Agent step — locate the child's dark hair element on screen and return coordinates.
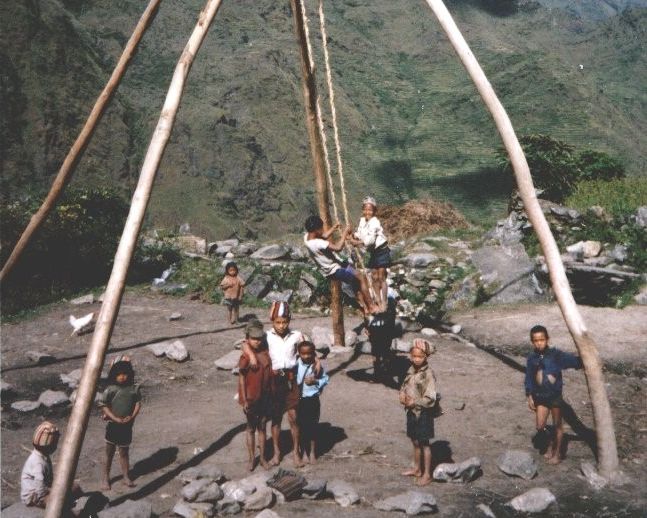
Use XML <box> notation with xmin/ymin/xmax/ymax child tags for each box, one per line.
<box><xmin>305</xmin><ymin>215</ymin><xmax>324</xmax><ymax>232</ymax></box>
<box><xmin>225</xmin><ymin>261</ymin><xmax>238</xmax><ymax>273</ymax></box>
<box><xmin>530</xmin><ymin>325</ymin><xmax>549</xmax><ymax>339</ymax></box>
<box><xmin>298</xmin><ymin>340</ymin><xmax>316</xmax><ymax>353</ymax></box>
<box><xmin>108</xmin><ymin>361</ymin><xmax>135</xmax><ymax>385</ymax></box>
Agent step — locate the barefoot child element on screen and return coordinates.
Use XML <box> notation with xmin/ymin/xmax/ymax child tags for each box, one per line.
<box><xmin>238</xmin><ymin>319</ymin><xmax>272</xmax><ymax>471</ymax></box>
<box><xmin>347</xmin><ymin>196</ymin><xmax>391</xmax><ymax>311</ymax></box>
<box><xmin>21</xmin><ymin>421</ymin><xmax>83</xmax><ymax>511</ymax></box>
<box><xmin>99</xmin><ymin>355</ymin><xmax>142</xmax><ymax>489</ymax></box>
<box><xmin>303</xmin><ymin>215</ymin><xmax>380</xmax><ymax>316</ymax></box>
<box><xmin>220</xmin><ymin>261</ymin><xmax>245</xmax><ymax>325</ymax></box>
<box><xmin>399</xmin><ymin>339</ymin><xmax>437</xmax><ymax>486</ymax></box>
<box><xmin>296</xmin><ymin>341</ymin><xmax>329</xmax><ymax>464</ymax></box>
<box><xmin>525</xmin><ymin>325</ymin><xmax>582</xmax><ymax>464</ymax></box>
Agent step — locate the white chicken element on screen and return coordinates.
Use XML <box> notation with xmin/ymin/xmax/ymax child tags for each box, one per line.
<box><xmin>69</xmin><ymin>312</ymin><xmax>95</xmax><ymax>336</ymax></box>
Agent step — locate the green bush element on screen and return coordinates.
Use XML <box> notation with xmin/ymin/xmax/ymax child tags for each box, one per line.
<box><xmin>565</xmin><ymin>177</ymin><xmax>647</xmax><ymax>218</ymax></box>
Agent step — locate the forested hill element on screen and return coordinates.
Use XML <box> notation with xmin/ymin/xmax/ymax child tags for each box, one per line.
<box><xmin>1</xmin><ymin>0</ymin><xmax>645</xmax><ymax>238</ymax></box>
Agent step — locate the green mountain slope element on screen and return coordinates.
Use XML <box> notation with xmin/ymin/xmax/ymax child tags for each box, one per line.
<box><xmin>1</xmin><ymin>0</ymin><xmax>645</xmax><ymax>237</ymax></box>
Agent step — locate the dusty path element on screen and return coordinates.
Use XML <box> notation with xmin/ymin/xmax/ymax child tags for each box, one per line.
<box><xmin>2</xmin><ymin>292</ymin><xmax>646</xmax><ymax>516</ymax></box>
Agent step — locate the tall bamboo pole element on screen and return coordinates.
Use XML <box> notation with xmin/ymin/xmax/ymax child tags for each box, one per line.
<box><xmin>0</xmin><ymin>0</ymin><xmax>162</xmax><ymax>285</ymax></box>
<box><xmin>44</xmin><ymin>2</ymin><xmax>224</xmax><ymax>516</ymax></box>
<box><xmin>290</xmin><ymin>0</ymin><xmax>345</xmax><ymax>346</ymax></box>
<box><xmin>423</xmin><ymin>0</ymin><xmax>619</xmax><ymax>477</ymax></box>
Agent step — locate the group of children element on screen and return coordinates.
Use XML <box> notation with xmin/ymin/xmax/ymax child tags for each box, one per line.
<box><xmin>19</xmin><ymin>196</ymin><xmax>586</xmax><ymax>509</ymax></box>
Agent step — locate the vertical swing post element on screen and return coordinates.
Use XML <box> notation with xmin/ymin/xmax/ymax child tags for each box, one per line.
<box><xmin>44</xmin><ymin>1</ymin><xmax>225</xmax><ymax>516</ymax></box>
<box><xmin>423</xmin><ymin>0</ymin><xmax>619</xmax><ymax>478</ymax></box>
<box><xmin>0</xmin><ymin>0</ymin><xmax>162</xmax><ymax>285</ymax></box>
<box><xmin>290</xmin><ymin>0</ymin><xmax>345</xmax><ymax>346</ymax></box>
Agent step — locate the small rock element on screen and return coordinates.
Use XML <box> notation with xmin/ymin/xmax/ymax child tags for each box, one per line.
<box><xmin>374</xmin><ymin>490</ymin><xmax>437</xmax><ymax>515</ymax></box>
<box><xmin>230</xmin><ymin>242</ymin><xmax>258</xmax><ymax>257</ymax></box>
<box><xmin>635</xmin><ymin>206</ymin><xmax>647</xmax><ymax>227</ymax></box>
<box><xmin>1</xmin><ymin>381</ymin><xmax>16</xmax><ymax>395</ymax></box>
<box><xmin>476</xmin><ymin>503</ymin><xmax>496</xmax><ymax>517</ymax></box>
<box><xmin>243</xmin><ymin>487</ymin><xmax>274</xmax><ymax>511</ymax></box>
<box><xmin>580</xmin><ymin>461</ymin><xmax>608</xmax><ymax>490</ymax></box>
<box><xmin>421</xmin><ymin>328</ymin><xmax>438</xmax><ymax>337</ymax></box>
<box><xmin>178</xmin><ymin>464</ymin><xmax>226</xmax><ymax>485</ymax></box>
<box><xmin>98</xmin><ymin>499</ymin><xmax>153</xmax><ymax>518</ymax></box>
<box><xmin>26</xmin><ymin>351</ymin><xmax>56</xmax><ymax>365</ymax></box>
<box><xmin>250</xmin><ymin>244</ymin><xmax>290</xmax><ymax>260</ymax></box>
<box><xmin>497</xmin><ymin>450</ymin><xmax>537</xmax><ymax>480</ymax></box>
<box><xmin>11</xmin><ymin>400</ymin><xmax>41</xmax><ymax>412</ymax></box>
<box><xmin>433</xmin><ymin>457</ymin><xmax>482</xmax><ymax>482</ymax></box>
<box><xmin>38</xmin><ymin>390</ymin><xmax>69</xmax><ymax>408</ymax></box>
<box><xmin>166</xmin><ymin>340</ymin><xmax>189</xmax><ymax>362</ymax></box>
<box><xmin>356</xmin><ymin>341</ymin><xmax>373</xmax><ymax>354</ymax></box>
<box><xmin>264</xmin><ymin>290</ymin><xmax>293</xmax><ymax>303</ymax></box>
<box><xmin>147</xmin><ymin>341</ymin><xmax>169</xmax><ymax>357</ymax></box>
<box><xmin>327</xmin><ymin>479</ymin><xmax>359</xmax><ymax>507</ymax></box>
<box><xmin>214</xmin><ymin>350</ymin><xmax>242</xmax><ymax>371</ymax></box>
<box><xmin>70</xmin><ymin>293</ymin><xmax>95</xmax><ymax>305</ymax></box>
<box><xmin>450</xmin><ymin>324</ymin><xmax>462</xmax><ymax>334</ymax></box>
<box><xmin>428</xmin><ymin>279</ymin><xmax>446</xmax><ymax>290</ymax></box>
<box><xmin>179</xmin><ymin>223</ymin><xmax>191</xmax><ymax>235</ymax></box>
<box><xmin>608</xmin><ymin>244</ymin><xmax>628</xmax><ymax>264</ymax></box>
<box><xmin>566</xmin><ymin>240</ymin><xmax>602</xmax><ymax>258</ymax></box>
<box><xmin>214</xmin><ymin>497</ymin><xmax>242</xmax><ymax>515</ymax></box>
<box><xmin>506</xmin><ymin>487</ymin><xmax>556</xmax><ymax>513</ymax></box>
<box><xmin>246</xmin><ymin>275</ymin><xmax>273</xmax><ymax>299</ymax></box>
<box><xmin>221</xmin><ymin>480</ymin><xmax>256</xmax><ymax>502</ymax></box>
<box><xmin>391</xmin><ymin>338</ymin><xmax>412</xmax><ymax>353</ymax></box>
<box><xmin>60</xmin><ymin>369</ymin><xmax>83</xmax><ymax>389</ymax></box>
<box><xmin>302</xmin><ymin>478</ymin><xmax>327</xmax><ymax>500</ymax></box>
<box><xmin>310</xmin><ymin>326</ymin><xmax>333</xmax><ymax>350</ymax></box>
<box><xmin>168</xmin><ymin>312</ymin><xmax>183</xmax><ymax>321</ymax></box>
<box><xmin>254</xmin><ymin>510</ymin><xmax>282</xmax><ymax>518</ymax></box>
<box><xmin>172</xmin><ymin>499</ymin><xmax>214</xmax><ymax>518</ymax></box>
<box><xmin>181</xmin><ymin>479</ymin><xmax>222</xmax><ymax>502</ymax></box>
<box><xmin>404</xmin><ymin>253</ymin><xmax>439</xmax><ymax>268</ymax></box>
<box><xmin>344</xmin><ymin>330</ymin><xmax>358</xmax><ymax>346</ymax></box>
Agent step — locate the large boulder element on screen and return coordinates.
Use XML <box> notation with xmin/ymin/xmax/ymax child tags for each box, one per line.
<box><xmin>404</xmin><ymin>253</ymin><xmax>439</xmax><ymax>268</ymax></box>
<box><xmin>178</xmin><ymin>464</ymin><xmax>226</xmax><ymax>485</ymax></box>
<box><xmin>327</xmin><ymin>479</ymin><xmax>359</xmax><ymax>507</ymax></box>
<box><xmin>243</xmin><ymin>487</ymin><xmax>274</xmax><ymax>511</ymax></box>
<box><xmin>38</xmin><ymin>390</ymin><xmax>69</xmax><ymax>408</ymax></box>
<box><xmin>214</xmin><ymin>350</ymin><xmax>242</xmax><ymax>371</ymax></box>
<box><xmin>497</xmin><ymin>450</ymin><xmax>538</xmax><ymax>480</ymax></box>
<box><xmin>246</xmin><ymin>275</ymin><xmax>273</xmax><ymax>299</ymax></box>
<box><xmin>506</xmin><ymin>488</ymin><xmax>556</xmax><ymax>513</ymax></box>
<box><xmin>374</xmin><ymin>491</ymin><xmax>437</xmax><ymax>515</ymax></box>
<box><xmin>250</xmin><ymin>244</ymin><xmax>290</xmax><ymax>260</ymax></box>
<box><xmin>471</xmin><ymin>244</ymin><xmax>547</xmax><ymax>305</ymax></box>
<box><xmin>433</xmin><ymin>457</ymin><xmax>482</xmax><ymax>482</ymax></box>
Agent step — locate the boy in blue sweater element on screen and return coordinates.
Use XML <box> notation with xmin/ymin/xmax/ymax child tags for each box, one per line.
<box><xmin>525</xmin><ymin>325</ymin><xmax>583</xmax><ymax>464</ymax></box>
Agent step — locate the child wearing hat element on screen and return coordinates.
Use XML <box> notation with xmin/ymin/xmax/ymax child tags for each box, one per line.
<box><xmin>238</xmin><ymin>319</ymin><xmax>273</xmax><ymax>471</ymax></box>
<box><xmin>399</xmin><ymin>339</ymin><xmax>438</xmax><ymax>486</ymax></box>
<box><xmin>99</xmin><ymin>355</ymin><xmax>142</xmax><ymax>490</ymax></box>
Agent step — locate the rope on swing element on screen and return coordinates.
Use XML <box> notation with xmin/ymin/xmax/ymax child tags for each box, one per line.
<box><xmin>299</xmin><ymin>0</ymin><xmax>378</xmax><ymax>306</ymax></box>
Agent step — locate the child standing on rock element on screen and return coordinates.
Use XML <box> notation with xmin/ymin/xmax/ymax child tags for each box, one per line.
<box><xmin>525</xmin><ymin>324</ymin><xmax>582</xmax><ymax>464</ymax></box>
<box><xmin>296</xmin><ymin>341</ymin><xmax>329</xmax><ymax>465</ymax></box>
<box><xmin>220</xmin><ymin>261</ymin><xmax>245</xmax><ymax>325</ymax></box>
<box><xmin>238</xmin><ymin>319</ymin><xmax>272</xmax><ymax>471</ymax></box>
<box><xmin>400</xmin><ymin>339</ymin><xmax>437</xmax><ymax>486</ymax></box>
<box><xmin>99</xmin><ymin>355</ymin><xmax>142</xmax><ymax>490</ymax></box>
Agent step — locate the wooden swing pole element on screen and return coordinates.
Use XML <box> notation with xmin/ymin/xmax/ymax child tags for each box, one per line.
<box><xmin>44</xmin><ymin>1</ymin><xmax>224</xmax><ymax>516</ymax></box>
<box><xmin>0</xmin><ymin>0</ymin><xmax>162</xmax><ymax>285</ymax></box>
<box><xmin>423</xmin><ymin>0</ymin><xmax>619</xmax><ymax>478</ymax></box>
<box><xmin>290</xmin><ymin>0</ymin><xmax>345</xmax><ymax>346</ymax></box>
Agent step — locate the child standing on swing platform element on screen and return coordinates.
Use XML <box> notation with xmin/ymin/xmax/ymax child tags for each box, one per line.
<box><xmin>347</xmin><ymin>196</ymin><xmax>391</xmax><ymax>311</ymax></box>
<box><xmin>400</xmin><ymin>339</ymin><xmax>437</xmax><ymax>486</ymax></box>
<box><xmin>303</xmin><ymin>215</ymin><xmax>380</xmax><ymax>316</ymax></box>
<box><xmin>525</xmin><ymin>324</ymin><xmax>582</xmax><ymax>464</ymax></box>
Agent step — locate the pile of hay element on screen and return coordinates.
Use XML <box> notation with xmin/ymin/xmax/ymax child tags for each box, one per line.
<box><xmin>379</xmin><ymin>199</ymin><xmax>469</xmax><ymax>239</ymax></box>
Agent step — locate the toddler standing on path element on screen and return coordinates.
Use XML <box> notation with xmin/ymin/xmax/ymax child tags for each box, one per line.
<box><xmin>220</xmin><ymin>261</ymin><xmax>245</xmax><ymax>325</ymax></box>
<box><xmin>399</xmin><ymin>339</ymin><xmax>437</xmax><ymax>486</ymax></box>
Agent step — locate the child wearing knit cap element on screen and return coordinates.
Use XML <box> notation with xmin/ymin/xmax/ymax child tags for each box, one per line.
<box><xmin>399</xmin><ymin>338</ymin><xmax>438</xmax><ymax>486</ymax></box>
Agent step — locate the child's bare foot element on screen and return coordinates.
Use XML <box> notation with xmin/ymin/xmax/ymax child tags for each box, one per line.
<box><xmin>547</xmin><ymin>455</ymin><xmax>562</xmax><ymax>465</ymax></box>
<box><xmin>100</xmin><ymin>480</ymin><xmax>111</xmax><ymax>491</ymax></box>
<box><xmin>401</xmin><ymin>468</ymin><xmax>421</xmax><ymax>477</ymax></box>
<box><xmin>416</xmin><ymin>475</ymin><xmax>432</xmax><ymax>486</ymax></box>
<box><xmin>260</xmin><ymin>459</ymin><xmax>270</xmax><ymax>470</ymax></box>
<box><xmin>543</xmin><ymin>451</ymin><xmax>553</xmax><ymax>459</ymax></box>
<box><xmin>270</xmin><ymin>455</ymin><xmax>281</xmax><ymax>466</ymax></box>
<box><xmin>247</xmin><ymin>458</ymin><xmax>256</xmax><ymax>472</ymax></box>
<box><xmin>308</xmin><ymin>453</ymin><xmax>317</xmax><ymax>464</ymax></box>
<box><xmin>301</xmin><ymin>454</ymin><xmax>310</xmax><ymax>465</ymax></box>
<box><xmin>123</xmin><ymin>478</ymin><xmax>136</xmax><ymax>488</ymax></box>
<box><xmin>293</xmin><ymin>454</ymin><xmax>305</xmax><ymax>468</ymax></box>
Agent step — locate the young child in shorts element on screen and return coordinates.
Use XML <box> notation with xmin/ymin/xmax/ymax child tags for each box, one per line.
<box><xmin>238</xmin><ymin>319</ymin><xmax>272</xmax><ymax>471</ymax></box>
<box><xmin>296</xmin><ymin>341</ymin><xmax>329</xmax><ymax>464</ymax></box>
<box><xmin>303</xmin><ymin>215</ymin><xmax>380</xmax><ymax>316</ymax></box>
<box><xmin>21</xmin><ymin>421</ymin><xmax>83</xmax><ymax>511</ymax></box>
<box><xmin>99</xmin><ymin>355</ymin><xmax>142</xmax><ymax>490</ymax></box>
<box><xmin>399</xmin><ymin>338</ymin><xmax>437</xmax><ymax>486</ymax></box>
<box><xmin>525</xmin><ymin>324</ymin><xmax>582</xmax><ymax>464</ymax></box>
<box><xmin>220</xmin><ymin>261</ymin><xmax>245</xmax><ymax>325</ymax></box>
<box><xmin>348</xmin><ymin>196</ymin><xmax>391</xmax><ymax>311</ymax></box>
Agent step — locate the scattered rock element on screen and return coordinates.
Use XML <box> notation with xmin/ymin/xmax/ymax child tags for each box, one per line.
<box><xmin>264</xmin><ymin>290</ymin><xmax>293</xmax><ymax>303</ymax></box>
<box><xmin>214</xmin><ymin>497</ymin><xmax>241</xmax><ymax>515</ymax></box>
<box><xmin>70</xmin><ymin>293</ymin><xmax>95</xmax><ymax>305</ymax></box>
<box><xmin>214</xmin><ymin>350</ymin><xmax>242</xmax><ymax>371</ymax></box>
<box><xmin>166</xmin><ymin>340</ymin><xmax>189</xmax><ymax>362</ymax></box>
<box><xmin>404</xmin><ymin>253</ymin><xmax>439</xmax><ymax>268</ymax></box>
<box><xmin>344</xmin><ymin>330</ymin><xmax>358</xmax><ymax>346</ymax></box>
<box><xmin>374</xmin><ymin>490</ymin><xmax>437</xmax><ymax>515</ymax></box>
<box><xmin>221</xmin><ymin>480</ymin><xmax>256</xmax><ymax>502</ymax></box>
<box><xmin>2</xmin><ymin>381</ymin><xmax>16</xmax><ymax>395</ymax></box>
<box><xmin>38</xmin><ymin>390</ymin><xmax>69</xmax><ymax>408</ymax></box>
<box><xmin>147</xmin><ymin>341</ymin><xmax>169</xmax><ymax>357</ymax></box>
<box><xmin>428</xmin><ymin>279</ymin><xmax>446</xmax><ymax>290</ymax></box>
<box><xmin>60</xmin><ymin>369</ymin><xmax>83</xmax><ymax>389</ymax></box>
<box><xmin>231</xmin><ymin>242</ymin><xmax>258</xmax><ymax>257</ymax></box>
<box><xmin>391</xmin><ymin>338</ymin><xmax>412</xmax><ymax>353</ymax></box>
<box><xmin>302</xmin><ymin>478</ymin><xmax>327</xmax><ymax>500</ymax></box>
<box><xmin>181</xmin><ymin>479</ymin><xmax>224</xmax><ymax>503</ymax></box>
<box><xmin>172</xmin><ymin>499</ymin><xmax>215</xmax><ymax>518</ymax></box>
<box><xmin>608</xmin><ymin>244</ymin><xmax>628</xmax><ymax>264</ymax></box>
<box><xmin>98</xmin><ymin>499</ymin><xmax>153</xmax><ymax>518</ymax></box>
<box><xmin>635</xmin><ymin>206</ymin><xmax>647</xmax><ymax>227</ymax></box>
<box><xmin>580</xmin><ymin>461</ymin><xmax>608</xmax><ymax>490</ymax></box>
<box><xmin>26</xmin><ymin>351</ymin><xmax>56</xmax><ymax>365</ymax></box>
<box><xmin>476</xmin><ymin>503</ymin><xmax>496</xmax><ymax>517</ymax></box>
<box><xmin>566</xmin><ymin>240</ymin><xmax>602</xmax><ymax>259</ymax></box>
<box><xmin>246</xmin><ymin>275</ymin><xmax>273</xmax><ymax>299</ymax></box>
<box><xmin>450</xmin><ymin>324</ymin><xmax>462</xmax><ymax>334</ymax></box>
<box><xmin>251</xmin><ymin>244</ymin><xmax>290</xmax><ymax>260</ymax></box>
<box><xmin>433</xmin><ymin>457</ymin><xmax>482</xmax><ymax>483</ymax></box>
<box><xmin>497</xmin><ymin>450</ymin><xmax>538</xmax><ymax>480</ymax></box>
<box><xmin>11</xmin><ymin>400</ymin><xmax>41</xmax><ymax>412</ymax></box>
<box><xmin>243</xmin><ymin>487</ymin><xmax>274</xmax><ymax>511</ymax></box>
<box><xmin>178</xmin><ymin>464</ymin><xmax>226</xmax><ymax>485</ymax></box>
<box><xmin>179</xmin><ymin>223</ymin><xmax>191</xmax><ymax>235</ymax></box>
<box><xmin>310</xmin><ymin>326</ymin><xmax>333</xmax><ymax>350</ymax></box>
<box><xmin>327</xmin><ymin>479</ymin><xmax>359</xmax><ymax>507</ymax></box>
<box><xmin>254</xmin><ymin>510</ymin><xmax>282</xmax><ymax>518</ymax></box>
<box><xmin>295</xmin><ymin>280</ymin><xmax>313</xmax><ymax>304</ymax></box>
<box><xmin>506</xmin><ymin>487</ymin><xmax>556</xmax><ymax>513</ymax></box>
<box><xmin>550</xmin><ymin>205</ymin><xmax>581</xmax><ymax>222</ymax></box>
<box><xmin>174</xmin><ymin>235</ymin><xmax>207</xmax><ymax>255</ymax></box>
<box><xmin>168</xmin><ymin>312</ymin><xmax>183</xmax><ymax>321</ymax></box>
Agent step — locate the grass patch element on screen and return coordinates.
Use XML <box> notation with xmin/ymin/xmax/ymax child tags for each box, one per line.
<box><xmin>565</xmin><ymin>177</ymin><xmax>647</xmax><ymax>218</ymax></box>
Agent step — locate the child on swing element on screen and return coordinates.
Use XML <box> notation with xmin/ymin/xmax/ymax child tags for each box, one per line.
<box><xmin>303</xmin><ymin>215</ymin><xmax>380</xmax><ymax>316</ymax></box>
<box><xmin>400</xmin><ymin>339</ymin><xmax>437</xmax><ymax>486</ymax></box>
<box><xmin>347</xmin><ymin>196</ymin><xmax>391</xmax><ymax>311</ymax></box>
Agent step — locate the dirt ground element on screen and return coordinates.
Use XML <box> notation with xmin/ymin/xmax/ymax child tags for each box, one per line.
<box><xmin>2</xmin><ymin>292</ymin><xmax>646</xmax><ymax>516</ymax></box>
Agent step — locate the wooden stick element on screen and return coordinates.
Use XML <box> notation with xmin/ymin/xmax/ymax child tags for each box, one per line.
<box><xmin>44</xmin><ymin>2</ymin><xmax>224</xmax><ymax>516</ymax></box>
<box><xmin>290</xmin><ymin>0</ymin><xmax>345</xmax><ymax>346</ymax></box>
<box><xmin>0</xmin><ymin>0</ymin><xmax>161</xmax><ymax>285</ymax></box>
<box><xmin>423</xmin><ymin>0</ymin><xmax>619</xmax><ymax>477</ymax></box>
